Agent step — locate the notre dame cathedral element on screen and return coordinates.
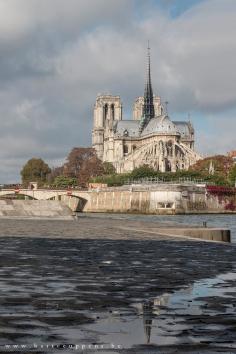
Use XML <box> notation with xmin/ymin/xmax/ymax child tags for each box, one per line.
<box><xmin>92</xmin><ymin>47</ymin><xmax>201</xmax><ymax>173</ymax></box>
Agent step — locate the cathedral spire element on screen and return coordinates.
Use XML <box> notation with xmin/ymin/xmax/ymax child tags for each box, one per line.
<box><xmin>143</xmin><ymin>42</ymin><xmax>155</xmax><ymax>120</ymax></box>
<box><xmin>139</xmin><ymin>43</ymin><xmax>155</xmax><ymax>133</ymax></box>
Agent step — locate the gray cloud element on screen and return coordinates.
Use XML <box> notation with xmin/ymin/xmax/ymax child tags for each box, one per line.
<box><xmin>0</xmin><ymin>0</ymin><xmax>235</xmax><ymax>182</ymax></box>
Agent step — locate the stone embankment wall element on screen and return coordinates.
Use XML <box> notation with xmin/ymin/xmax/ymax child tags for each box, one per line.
<box><xmin>1</xmin><ymin>184</ymin><xmax>234</xmax><ymax>216</ymax></box>
<box><xmin>0</xmin><ymin>200</ymin><xmax>73</xmax><ymax>219</ymax></box>
<box><xmin>157</xmin><ymin>228</ymin><xmax>231</xmax><ymax>242</ymax></box>
<box><xmin>83</xmin><ymin>184</ymin><xmax>236</xmax><ymax>214</ymax></box>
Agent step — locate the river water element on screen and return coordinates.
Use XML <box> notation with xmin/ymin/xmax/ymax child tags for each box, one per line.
<box><xmin>0</xmin><ymin>217</ymin><xmax>236</xmax><ymax>353</ymax></box>
<box><xmin>83</xmin><ymin>213</ymin><xmax>236</xmax><ymax>243</ymax></box>
<box><xmin>0</xmin><ymin>234</ymin><xmax>235</xmax><ymax>353</ymax></box>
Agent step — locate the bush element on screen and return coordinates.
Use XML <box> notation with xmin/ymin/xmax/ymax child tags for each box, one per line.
<box><xmin>90</xmin><ymin>173</ymin><xmax>129</xmax><ymax>186</ymax></box>
<box><xmin>53</xmin><ymin>176</ymin><xmax>78</xmax><ymax>188</ymax></box>
<box><xmin>130</xmin><ymin>165</ymin><xmax>156</xmax><ymax>179</ymax></box>
<box><xmin>90</xmin><ymin>163</ymin><xmax>231</xmax><ymax>187</ymax></box>
<box><xmin>229</xmin><ymin>165</ymin><xmax>236</xmax><ymax>186</ymax></box>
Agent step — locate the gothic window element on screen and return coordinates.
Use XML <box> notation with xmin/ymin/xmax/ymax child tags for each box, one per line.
<box><xmin>123</xmin><ymin>129</ymin><xmax>129</xmax><ymax>137</ymax></box>
<box><xmin>159</xmin><ymin>140</ymin><xmax>164</xmax><ymax>154</ymax></box>
<box><xmin>123</xmin><ymin>145</ymin><xmax>128</xmax><ymax>154</ymax></box>
<box><xmin>103</xmin><ymin>104</ymin><xmax>108</xmax><ymax>122</ymax></box>
<box><xmin>165</xmin><ymin>159</ymin><xmax>171</xmax><ymax>172</ymax></box>
<box><xmin>175</xmin><ymin>145</ymin><xmax>179</xmax><ymax>157</ymax></box>
<box><xmin>133</xmin><ymin>145</ymin><xmax>137</xmax><ymax>151</ymax></box>
<box><xmin>111</xmin><ymin>104</ymin><xmax>115</xmax><ymax>120</ymax></box>
<box><xmin>167</xmin><ymin>140</ymin><xmax>173</xmax><ymax>155</ymax></box>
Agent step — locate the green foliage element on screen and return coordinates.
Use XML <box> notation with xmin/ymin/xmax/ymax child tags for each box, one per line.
<box><xmin>229</xmin><ymin>164</ymin><xmax>236</xmax><ymax>186</ymax></box>
<box><xmin>90</xmin><ymin>173</ymin><xmax>130</xmax><ymax>187</ymax></box>
<box><xmin>102</xmin><ymin>162</ymin><xmax>116</xmax><ymax>175</ymax></box>
<box><xmin>21</xmin><ymin>158</ymin><xmax>51</xmax><ymax>187</ymax></box>
<box><xmin>128</xmin><ymin>165</ymin><xmax>206</xmax><ymax>183</ymax></box>
<box><xmin>205</xmin><ymin>174</ymin><xmax>229</xmax><ymax>186</ymax></box>
<box><xmin>53</xmin><ymin>176</ymin><xmax>78</xmax><ymax>188</ymax></box>
<box><xmin>189</xmin><ymin>155</ymin><xmax>234</xmax><ymax>186</ymax></box>
<box><xmin>90</xmin><ymin>161</ymin><xmax>232</xmax><ymax>187</ymax></box>
<box><xmin>130</xmin><ymin>165</ymin><xmax>156</xmax><ymax>179</ymax></box>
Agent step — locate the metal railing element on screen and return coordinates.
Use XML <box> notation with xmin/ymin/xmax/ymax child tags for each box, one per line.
<box><xmin>124</xmin><ymin>176</ymin><xmax>208</xmax><ymax>185</ymax></box>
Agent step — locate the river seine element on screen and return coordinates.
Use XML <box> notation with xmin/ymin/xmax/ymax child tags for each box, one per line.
<box><xmin>0</xmin><ymin>215</ymin><xmax>235</xmax><ymax>353</ymax></box>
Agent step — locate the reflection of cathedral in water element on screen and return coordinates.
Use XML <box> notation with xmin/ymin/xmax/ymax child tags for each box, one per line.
<box><xmin>92</xmin><ymin>47</ymin><xmax>201</xmax><ymax>173</ymax></box>
<box><xmin>142</xmin><ymin>301</ymin><xmax>153</xmax><ymax>344</ymax></box>
<box><xmin>135</xmin><ymin>293</ymin><xmax>170</xmax><ymax>344</ymax></box>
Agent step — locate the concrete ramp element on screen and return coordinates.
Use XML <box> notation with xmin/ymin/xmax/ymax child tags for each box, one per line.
<box><xmin>0</xmin><ymin>200</ymin><xmax>73</xmax><ymax>219</ymax></box>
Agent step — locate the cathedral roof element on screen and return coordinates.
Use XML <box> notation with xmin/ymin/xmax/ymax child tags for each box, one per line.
<box><xmin>173</xmin><ymin>121</ymin><xmax>193</xmax><ymax>139</ymax></box>
<box><xmin>114</xmin><ymin>120</ymin><xmax>140</xmax><ymax>137</ymax></box>
<box><xmin>141</xmin><ymin>115</ymin><xmax>178</xmax><ymax>136</ymax></box>
<box><xmin>114</xmin><ymin>116</ymin><xmax>191</xmax><ymax>139</ymax></box>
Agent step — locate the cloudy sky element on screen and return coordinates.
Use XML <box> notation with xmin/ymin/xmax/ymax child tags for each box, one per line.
<box><xmin>0</xmin><ymin>0</ymin><xmax>235</xmax><ymax>182</ymax></box>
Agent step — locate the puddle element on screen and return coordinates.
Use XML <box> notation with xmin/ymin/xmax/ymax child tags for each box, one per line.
<box><xmin>81</xmin><ymin>271</ymin><xmax>236</xmax><ymax>350</ymax></box>
<box><xmin>0</xmin><ymin>237</ymin><xmax>236</xmax><ymax>352</ymax></box>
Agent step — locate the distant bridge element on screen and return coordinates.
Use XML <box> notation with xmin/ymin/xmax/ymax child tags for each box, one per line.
<box><xmin>0</xmin><ymin>189</ymin><xmax>91</xmax><ymax>211</ymax></box>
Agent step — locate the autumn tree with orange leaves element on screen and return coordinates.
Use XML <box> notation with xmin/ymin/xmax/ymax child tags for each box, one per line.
<box><xmin>63</xmin><ymin>147</ymin><xmax>110</xmax><ymax>187</ymax></box>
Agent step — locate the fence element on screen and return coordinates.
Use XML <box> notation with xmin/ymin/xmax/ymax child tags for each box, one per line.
<box><xmin>124</xmin><ymin>176</ymin><xmax>208</xmax><ymax>185</ymax></box>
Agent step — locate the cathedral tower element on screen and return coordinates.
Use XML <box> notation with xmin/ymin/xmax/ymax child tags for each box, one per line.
<box><xmin>92</xmin><ymin>95</ymin><xmax>122</xmax><ymax>159</ymax></box>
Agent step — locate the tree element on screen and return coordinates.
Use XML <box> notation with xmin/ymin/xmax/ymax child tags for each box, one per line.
<box><xmin>63</xmin><ymin>148</ymin><xmax>95</xmax><ymax>177</ymax></box>
<box><xmin>63</xmin><ymin>147</ymin><xmax>105</xmax><ymax>187</ymax></box>
<box><xmin>130</xmin><ymin>165</ymin><xmax>156</xmax><ymax>179</ymax></box>
<box><xmin>102</xmin><ymin>162</ymin><xmax>116</xmax><ymax>175</ymax></box>
<box><xmin>47</xmin><ymin>166</ymin><xmax>64</xmax><ymax>184</ymax></box>
<box><xmin>53</xmin><ymin>176</ymin><xmax>78</xmax><ymax>188</ymax></box>
<box><xmin>229</xmin><ymin>164</ymin><xmax>236</xmax><ymax>186</ymax></box>
<box><xmin>189</xmin><ymin>155</ymin><xmax>234</xmax><ymax>179</ymax></box>
<box><xmin>21</xmin><ymin>158</ymin><xmax>51</xmax><ymax>187</ymax></box>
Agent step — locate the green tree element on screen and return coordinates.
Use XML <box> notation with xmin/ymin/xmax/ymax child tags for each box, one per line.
<box><xmin>21</xmin><ymin>158</ymin><xmax>51</xmax><ymax>187</ymax></box>
<box><xmin>130</xmin><ymin>165</ymin><xmax>156</xmax><ymax>179</ymax></box>
<box><xmin>102</xmin><ymin>162</ymin><xmax>116</xmax><ymax>175</ymax></box>
<box><xmin>53</xmin><ymin>176</ymin><xmax>78</xmax><ymax>188</ymax></box>
<box><xmin>229</xmin><ymin>165</ymin><xmax>236</xmax><ymax>186</ymax></box>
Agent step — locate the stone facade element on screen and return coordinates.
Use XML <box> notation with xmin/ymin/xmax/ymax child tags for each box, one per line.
<box><xmin>133</xmin><ymin>96</ymin><xmax>163</xmax><ymax>120</ymax></box>
<box><xmin>92</xmin><ymin>49</ymin><xmax>201</xmax><ymax>173</ymax></box>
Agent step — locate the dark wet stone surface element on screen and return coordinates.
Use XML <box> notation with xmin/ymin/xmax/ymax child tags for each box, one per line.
<box><xmin>0</xmin><ymin>217</ymin><xmax>235</xmax><ymax>353</ymax></box>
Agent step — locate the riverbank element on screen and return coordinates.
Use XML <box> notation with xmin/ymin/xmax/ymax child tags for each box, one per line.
<box><xmin>0</xmin><ymin>216</ymin><xmax>231</xmax><ymax>243</ymax></box>
<box><xmin>0</xmin><ymin>216</ymin><xmax>236</xmax><ymax>352</ymax></box>
<box><xmin>80</xmin><ymin>212</ymin><xmax>236</xmax><ymax>243</ymax></box>
<box><xmin>1</xmin><ymin>183</ymin><xmax>236</xmax><ymax>215</ymax></box>
<box><xmin>0</xmin><ymin>200</ymin><xmax>73</xmax><ymax>219</ymax></box>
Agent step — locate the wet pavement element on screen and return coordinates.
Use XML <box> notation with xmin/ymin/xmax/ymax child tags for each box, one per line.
<box><xmin>0</xmin><ymin>217</ymin><xmax>236</xmax><ymax>353</ymax></box>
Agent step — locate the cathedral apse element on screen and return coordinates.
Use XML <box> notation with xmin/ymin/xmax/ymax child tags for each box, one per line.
<box><xmin>92</xmin><ymin>47</ymin><xmax>201</xmax><ymax>173</ymax></box>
